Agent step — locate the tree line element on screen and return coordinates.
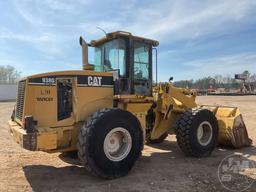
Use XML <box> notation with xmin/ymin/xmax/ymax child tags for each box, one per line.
<box><xmin>174</xmin><ymin>71</ymin><xmax>256</xmax><ymax>90</ymax></box>
<box><xmin>0</xmin><ymin>65</ymin><xmax>21</xmax><ymax>84</ymax></box>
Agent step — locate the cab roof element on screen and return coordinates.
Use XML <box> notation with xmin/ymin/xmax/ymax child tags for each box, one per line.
<box><xmin>90</xmin><ymin>31</ymin><xmax>159</xmax><ymax>47</ymax></box>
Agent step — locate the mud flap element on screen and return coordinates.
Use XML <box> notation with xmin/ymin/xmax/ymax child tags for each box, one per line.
<box><xmin>23</xmin><ymin>133</ymin><xmax>37</xmax><ymax>151</ymax></box>
<box><xmin>202</xmin><ymin>106</ymin><xmax>252</xmax><ymax>148</ymax></box>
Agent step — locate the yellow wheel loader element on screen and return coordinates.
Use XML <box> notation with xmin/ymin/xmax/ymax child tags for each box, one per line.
<box><xmin>9</xmin><ymin>31</ymin><xmax>252</xmax><ymax>179</ymax></box>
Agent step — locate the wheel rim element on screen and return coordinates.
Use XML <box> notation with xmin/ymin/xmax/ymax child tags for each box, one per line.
<box><xmin>197</xmin><ymin>121</ymin><xmax>213</xmax><ymax>146</ymax></box>
<box><xmin>103</xmin><ymin>127</ymin><xmax>132</xmax><ymax>162</ymax></box>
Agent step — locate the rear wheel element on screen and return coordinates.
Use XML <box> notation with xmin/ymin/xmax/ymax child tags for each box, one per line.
<box><xmin>176</xmin><ymin>108</ymin><xmax>218</xmax><ymax>157</ymax></box>
<box><xmin>77</xmin><ymin>108</ymin><xmax>143</xmax><ymax>179</ymax></box>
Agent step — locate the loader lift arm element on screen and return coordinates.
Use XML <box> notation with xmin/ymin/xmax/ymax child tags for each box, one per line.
<box><xmin>149</xmin><ymin>83</ymin><xmax>197</xmax><ymax>140</ymax></box>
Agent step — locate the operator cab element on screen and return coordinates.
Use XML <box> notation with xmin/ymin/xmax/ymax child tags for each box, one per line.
<box><xmin>84</xmin><ymin>31</ymin><xmax>159</xmax><ymax>96</ymax></box>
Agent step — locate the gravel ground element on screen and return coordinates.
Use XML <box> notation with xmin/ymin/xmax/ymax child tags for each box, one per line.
<box><xmin>0</xmin><ymin>96</ymin><xmax>255</xmax><ymax>192</ymax></box>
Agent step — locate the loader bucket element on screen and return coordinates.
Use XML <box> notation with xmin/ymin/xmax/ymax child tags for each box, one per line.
<box><xmin>202</xmin><ymin>106</ymin><xmax>252</xmax><ymax>148</ymax></box>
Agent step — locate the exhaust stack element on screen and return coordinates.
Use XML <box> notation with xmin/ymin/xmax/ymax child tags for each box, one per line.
<box><xmin>79</xmin><ymin>36</ymin><xmax>94</xmax><ymax>70</ymax></box>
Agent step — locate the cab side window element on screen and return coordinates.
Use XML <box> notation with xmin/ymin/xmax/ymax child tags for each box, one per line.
<box><xmin>133</xmin><ymin>42</ymin><xmax>150</xmax><ymax>80</ymax></box>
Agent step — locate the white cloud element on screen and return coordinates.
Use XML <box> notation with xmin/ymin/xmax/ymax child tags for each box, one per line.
<box><xmin>0</xmin><ymin>27</ymin><xmax>51</xmax><ymax>43</ymax></box>
<box><xmin>11</xmin><ymin>0</ymin><xmax>256</xmax><ymax>44</ymax></box>
<box><xmin>178</xmin><ymin>53</ymin><xmax>256</xmax><ymax>79</ymax></box>
<box><xmin>123</xmin><ymin>0</ymin><xmax>256</xmax><ymax>43</ymax></box>
<box><xmin>1</xmin><ymin>0</ymin><xmax>256</xmax><ymax>78</ymax></box>
<box><xmin>0</xmin><ymin>27</ymin><xmax>65</xmax><ymax>56</ymax></box>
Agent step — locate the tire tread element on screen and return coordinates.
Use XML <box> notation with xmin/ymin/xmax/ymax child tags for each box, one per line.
<box><xmin>176</xmin><ymin>108</ymin><xmax>218</xmax><ymax>157</ymax></box>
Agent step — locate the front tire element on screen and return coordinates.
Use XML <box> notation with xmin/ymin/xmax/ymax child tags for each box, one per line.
<box><xmin>176</xmin><ymin>108</ymin><xmax>218</xmax><ymax>157</ymax></box>
<box><xmin>77</xmin><ymin>108</ymin><xmax>143</xmax><ymax>179</ymax></box>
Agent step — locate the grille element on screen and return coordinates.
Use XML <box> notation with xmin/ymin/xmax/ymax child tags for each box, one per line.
<box><xmin>16</xmin><ymin>80</ymin><xmax>26</xmax><ymax>120</ymax></box>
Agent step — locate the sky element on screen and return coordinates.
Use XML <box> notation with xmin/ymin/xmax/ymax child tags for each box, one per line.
<box><xmin>0</xmin><ymin>0</ymin><xmax>256</xmax><ymax>81</ymax></box>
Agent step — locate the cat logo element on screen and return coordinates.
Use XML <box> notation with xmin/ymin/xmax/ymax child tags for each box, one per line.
<box><xmin>88</xmin><ymin>76</ymin><xmax>102</xmax><ymax>87</ymax></box>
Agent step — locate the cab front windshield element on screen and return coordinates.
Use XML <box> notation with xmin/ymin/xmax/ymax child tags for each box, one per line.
<box><xmin>94</xmin><ymin>39</ymin><xmax>126</xmax><ymax>76</ymax></box>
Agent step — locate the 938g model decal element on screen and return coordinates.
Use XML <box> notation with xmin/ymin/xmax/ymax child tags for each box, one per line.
<box><xmin>28</xmin><ymin>76</ymin><xmax>56</xmax><ymax>85</ymax></box>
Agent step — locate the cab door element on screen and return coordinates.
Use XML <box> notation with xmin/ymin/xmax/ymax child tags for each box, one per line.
<box><xmin>132</xmin><ymin>41</ymin><xmax>152</xmax><ymax>96</ymax></box>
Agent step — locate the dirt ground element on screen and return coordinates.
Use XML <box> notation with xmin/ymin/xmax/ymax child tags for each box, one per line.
<box><xmin>0</xmin><ymin>96</ymin><xmax>255</xmax><ymax>192</ymax></box>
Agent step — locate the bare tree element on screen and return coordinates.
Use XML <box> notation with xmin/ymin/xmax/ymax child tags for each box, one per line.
<box><xmin>0</xmin><ymin>65</ymin><xmax>21</xmax><ymax>84</ymax></box>
<box><xmin>249</xmin><ymin>74</ymin><xmax>256</xmax><ymax>83</ymax></box>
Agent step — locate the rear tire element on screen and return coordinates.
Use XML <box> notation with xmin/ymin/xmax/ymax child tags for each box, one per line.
<box><xmin>77</xmin><ymin>108</ymin><xmax>143</xmax><ymax>179</ymax></box>
<box><xmin>176</xmin><ymin>108</ymin><xmax>218</xmax><ymax>157</ymax></box>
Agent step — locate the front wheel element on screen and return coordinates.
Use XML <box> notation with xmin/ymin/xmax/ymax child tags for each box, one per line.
<box><xmin>176</xmin><ymin>108</ymin><xmax>218</xmax><ymax>157</ymax></box>
<box><xmin>77</xmin><ymin>108</ymin><xmax>143</xmax><ymax>179</ymax></box>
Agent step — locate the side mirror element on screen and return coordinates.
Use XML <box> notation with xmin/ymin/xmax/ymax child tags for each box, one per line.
<box><xmin>169</xmin><ymin>77</ymin><xmax>174</xmax><ymax>82</ymax></box>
